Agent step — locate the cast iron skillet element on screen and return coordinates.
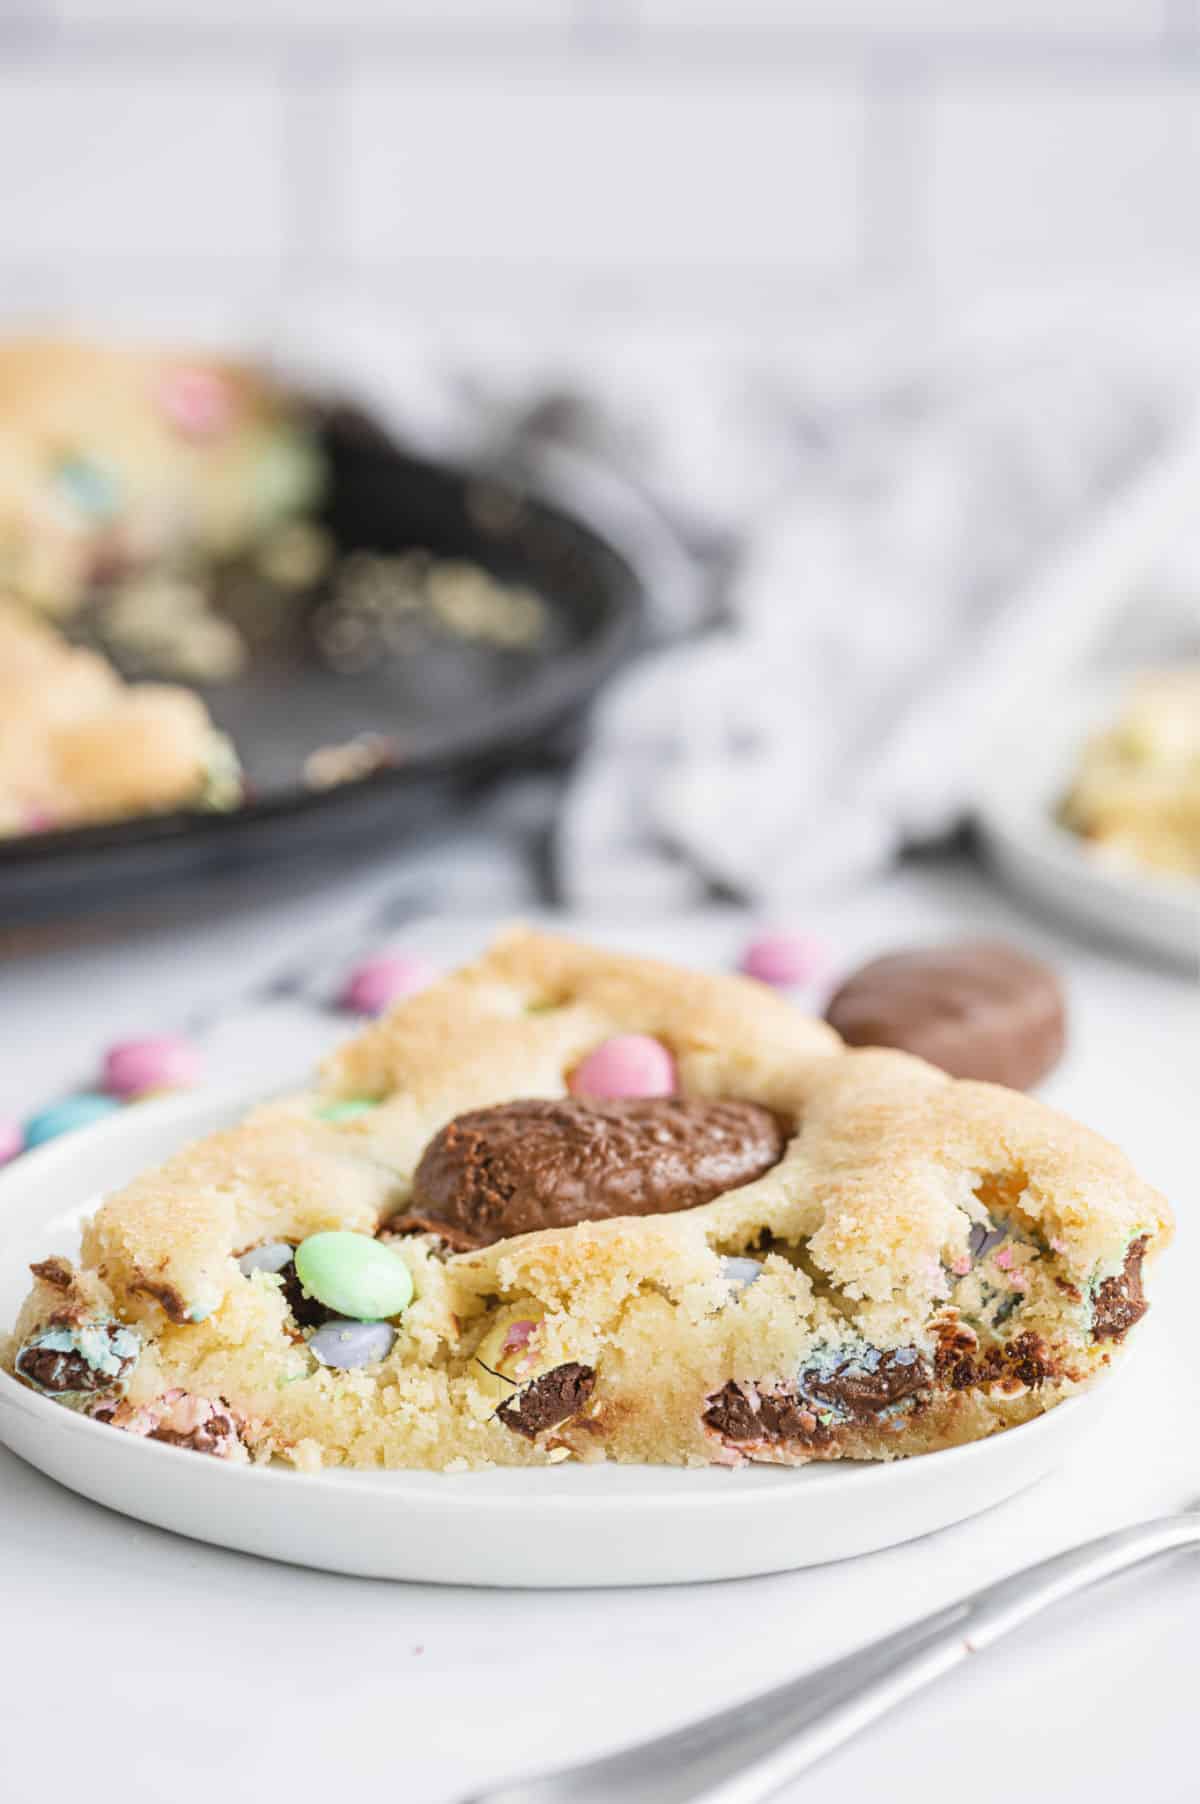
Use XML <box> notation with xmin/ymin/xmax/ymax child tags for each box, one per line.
<box><xmin>0</xmin><ymin>412</ymin><xmax>644</xmax><ymax>920</ymax></box>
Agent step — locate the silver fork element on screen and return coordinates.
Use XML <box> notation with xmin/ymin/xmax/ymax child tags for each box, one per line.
<box><xmin>459</xmin><ymin>1509</ymin><xmax>1200</xmax><ymax>1804</ymax></box>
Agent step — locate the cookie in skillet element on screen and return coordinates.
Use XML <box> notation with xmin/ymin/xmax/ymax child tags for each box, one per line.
<box><xmin>3</xmin><ymin>929</ymin><xmax>1169</xmax><ymax>1471</ymax></box>
<box><xmin>0</xmin><ymin>597</ymin><xmax>239</xmax><ymax>836</ymax></box>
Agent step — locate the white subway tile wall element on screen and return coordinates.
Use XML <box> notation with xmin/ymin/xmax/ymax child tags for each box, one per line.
<box><xmin>0</xmin><ymin>69</ymin><xmax>287</xmax><ymax>264</ymax></box>
<box><xmin>1</xmin><ymin>0</ymin><xmax>1196</xmax><ymax>323</ymax></box>
<box><xmin>343</xmin><ymin>71</ymin><xmax>863</xmax><ymax>276</ymax></box>
<box><xmin>638</xmin><ymin>0</ymin><xmax>1157</xmax><ymax>39</ymax></box>
<box><xmin>927</xmin><ymin>76</ymin><xmax>1200</xmax><ymax>284</ymax></box>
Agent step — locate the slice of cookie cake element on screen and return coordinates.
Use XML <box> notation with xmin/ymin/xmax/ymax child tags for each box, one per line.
<box><xmin>2</xmin><ymin>929</ymin><xmax>1171</xmax><ymax>1471</ymax></box>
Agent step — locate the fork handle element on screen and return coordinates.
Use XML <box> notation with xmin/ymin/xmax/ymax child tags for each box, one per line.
<box><xmin>465</xmin><ymin>1513</ymin><xmax>1200</xmax><ymax>1804</ymax></box>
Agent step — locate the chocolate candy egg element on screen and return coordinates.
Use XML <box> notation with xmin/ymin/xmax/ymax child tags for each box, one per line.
<box><xmin>568</xmin><ymin>1034</ymin><xmax>676</xmax><ymax>1100</ymax></box>
<box><xmin>824</xmin><ymin>940</ymin><xmax>1066</xmax><ymax>1091</ymax></box>
<box><xmin>293</xmin><ymin>1231</ymin><xmax>414</xmax><ymax>1321</ymax></box>
<box><xmin>308</xmin><ymin>1319</ymin><xmax>396</xmax><ymax>1370</ymax></box>
<box><xmin>24</xmin><ymin>1094</ymin><xmax>123</xmax><ymax>1148</ymax></box>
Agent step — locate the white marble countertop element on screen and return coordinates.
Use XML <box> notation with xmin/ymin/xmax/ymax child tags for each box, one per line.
<box><xmin>1</xmin><ymin>856</ymin><xmax>1197</xmax><ymax>1804</ymax></box>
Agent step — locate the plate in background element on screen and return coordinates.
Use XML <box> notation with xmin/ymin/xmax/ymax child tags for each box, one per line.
<box><xmin>0</xmin><ymin>1084</ymin><xmax>1106</xmax><ymax>1588</ymax></box>
<box><xmin>0</xmin><ymin>412</ymin><xmax>644</xmax><ymax>919</ymax></box>
<box><xmin>975</xmin><ymin>678</ymin><xmax>1198</xmax><ymax>971</ymax></box>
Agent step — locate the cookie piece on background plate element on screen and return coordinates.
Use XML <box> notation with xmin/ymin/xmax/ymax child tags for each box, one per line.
<box><xmin>3</xmin><ymin>929</ymin><xmax>1169</xmax><ymax>1472</ymax></box>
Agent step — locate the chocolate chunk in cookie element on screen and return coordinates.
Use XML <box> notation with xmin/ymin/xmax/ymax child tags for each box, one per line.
<box><xmin>497</xmin><ymin>1364</ymin><xmax>596</xmax><ymax>1439</ymax></box>
<box><xmin>279</xmin><ymin>1258</ymin><xmax>334</xmax><ymax>1330</ymax></box>
<box><xmin>799</xmin><ymin>1346</ymin><xmax>931</xmax><ymax>1422</ymax></box>
<box><xmin>1091</xmin><ymin>1236</ymin><xmax>1149</xmax><ymax>1342</ymax></box>
<box><xmin>703</xmin><ymin>1382</ymin><xmax>831</xmax><ymax>1448</ymax></box>
<box><xmin>824</xmin><ymin>939</ymin><xmax>1066</xmax><ymax>1090</ymax></box>
<box><xmin>407</xmin><ymin>1097</ymin><xmax>786</xmax><ymax>1249</ymax></box>
<box><xmin>933</xmin><ymin>1325</ymin><xmax>1057</xmax><ymax>1392</ymax></box>
<box><xmin>704</xmin><ymin>1346</ymin><xmax>931</xmax><ymax>1449</ymax></box>
<box><xmin>150</xmin><ymin>1405</ymin><xmax>240</xmax><ymax>1458</ymax></box>
<box><xmin>15</xmin><ymin>1321</ymin><xmax>140</xmax><ymax>1395</ymax></box>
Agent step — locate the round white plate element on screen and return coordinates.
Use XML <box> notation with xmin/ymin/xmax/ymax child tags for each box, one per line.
<box><xmin>0</xmin><ymin>1086</ymin><xmax>1107</xmax><ymax>1587</ymax></box>
<box><xmin>975</xmin><ymin>676</ymin><xmax>1198</xmax><ymax>970</ymax></box>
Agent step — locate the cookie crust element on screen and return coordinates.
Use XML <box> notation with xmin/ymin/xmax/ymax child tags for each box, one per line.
<box><xmin>3</xmin><ymin>929</ymin><xmax>1171</xmax><ymax>1474</ymax></box>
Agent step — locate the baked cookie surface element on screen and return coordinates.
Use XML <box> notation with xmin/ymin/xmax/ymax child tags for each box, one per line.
<box><xmin>3</xmin><ymin>930</ymin><xmax>1171</xmax><ymax>1473</ymax></box>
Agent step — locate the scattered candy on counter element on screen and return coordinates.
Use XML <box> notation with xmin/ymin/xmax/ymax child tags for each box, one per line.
<box><xmin>9</xmin><ymin>1029</ymin><xmax>206</xmax><ymax>1161</ymax></box>
<box><xmin>24</xmin><ymin>1093</ymin><xmax>123</xmax><ymax>1148</ymax></box>
<box><xmin>313</xmin><ymin>1097</ymin><xmax>379</xmax><ymax>1124</ymax></box>
<box><xmin>293</xmin><ymin>1231</ymin><xmax>414</xmax><ymax>1322</ymax></box>
<box><xmin>739</xmin><ymin>932</ymin><xmax>827</xmax><ymax>989</ymax></box>
<box><xmin>568</xmin><ymin>1034</ymin><xmax>677</xmax><ymax>1101</ymax></box>
<box><xmin>308</xmin><ymin>1319</ymin><xmax>397</xmax><ymax>1370</ymax></box>
<box><xmin>338</xmin><ymin>953</ymin><xmax>438</xmax><ymax>1017</ymax></box>
<box><xmin>102</xmin><ymin>1034</ymin><xmax>203</xmax><ymax>1099</ymax></box>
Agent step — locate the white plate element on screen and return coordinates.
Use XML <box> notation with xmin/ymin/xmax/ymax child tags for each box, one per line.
<box><xmin>0</xmin><ymin>1086</ymin><xmax>1107</xmax><ymax>1588</ymax></box>
<box><xmin>975</xmin><ymin>677</ymin><xmax>1198</xmax><ymax>970</ymax></box>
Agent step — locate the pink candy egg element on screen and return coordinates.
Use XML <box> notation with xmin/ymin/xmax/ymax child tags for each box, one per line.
<box><xmin>158</xmin><ymin>366</ymin><xmax>234</xmax><ymax>440</ymax></box>
<box><xmin>739</xmin><ymin>932</ymin><xmax>827</xmax><ymax>989</ymax></box>
<box><xmin>568</xmin><ymin>1035</ymin><xmax>677</xmax><ymax>1101</ymax></box>
<box><xmin>0</xmin><ymin>1118</ymin><xmax>24</xmax><ymax>1165</ymax></box>
<box><xmin>339</xmin><ymin>953</ymin><xmax>438</xmax><ymax>1017</ymax></box>
<box><xmin>103</xmin><ymin>1035</ymin><xmax>202</xmax><ymax>1099</ymax></box>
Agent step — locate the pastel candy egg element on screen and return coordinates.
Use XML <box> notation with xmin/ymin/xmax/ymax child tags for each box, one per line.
<box><xmin>103</xmin><ymin>1035</ymin><xmax>202</xmax><ymax>1099</ymax></box>
<box><xmin>308</xmin><ymin>1319</ymin><xmax>396</xmax><ymax>1370</ymax></box>
<box><xmin>158</xmin><ymin>366</ymin><xmax>234</xmax><ymax>440</ymax></box>
<box><xmin>55</xmin><ymin>456</ymin><xmax>119</xmax><ymax>521</ymax></box>
<box><xmin>739</xmin><ymin>932</ymin><xmax>827</xmax><ymax>989</ymax></box>
<box><xmin>473</xmin><ymin>1304</ymin><xmax>554</xmax><ymax>1405</ymax></box>
<box><xmin>338</xmin><ymin>953</ymin><xmax>438</xmax><ymax>1017</ymax></box>
<box><xmin>0</xmin><ymin>1119</ymin><xmax>23</xmax><ymax>1165</ymax></box>
<box><xmin>238</xmin><ymin>1241</ymin><xmax>294</xmax><ymax>1278</ymax></box>
<box><xmin>313</xmin><ymin>1098</ymin><xmax>378</xmax><ymax>1124</ymax></box>
<box><xmin>293</xmin><ymin>1231</ymin><xmax>414</xmax><ymax>1321</ymax></box>
<box><xmin>24</xmin><ymin>1093</ymin><xmax>123</xmax><ymax>1148</ymax></box>
<box><xmin>568</xmin><ymin>1034</ymin><xmax>676</xmax><ymax>1100</ymax></box>
<box><xmin>720</xmin><ymin>1256</ymin><xmax>764</xmax><ymax>1294</ymax></box>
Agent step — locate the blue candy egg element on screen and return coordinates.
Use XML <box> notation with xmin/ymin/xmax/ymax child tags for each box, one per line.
<box><xmin>25</xmin><ymin>1093</ymin><xmax>123</xmax><ymax>1148</ymax></box>
<box><xmin>55</xmin><ymin>456</ymin><xmax>120</xmax><ymax>521</ymax></box>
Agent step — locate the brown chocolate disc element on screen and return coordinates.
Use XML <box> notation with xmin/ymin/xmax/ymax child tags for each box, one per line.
<box><xmin>824</xmin><ymin>939</ymin><xmax>1066</xmax><ymax>1091</ymax></box>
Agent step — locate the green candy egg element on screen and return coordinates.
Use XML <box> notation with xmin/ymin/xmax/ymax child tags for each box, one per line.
<box><xmin>313</xmin><ymin>1098</ymin><xmax>378</xmax><ymax>1124</ymax></box>
<box><xmin>293</xmin><ymin>1232</ymin><xmax>414</xmax><ymax>1322</ymax></box>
